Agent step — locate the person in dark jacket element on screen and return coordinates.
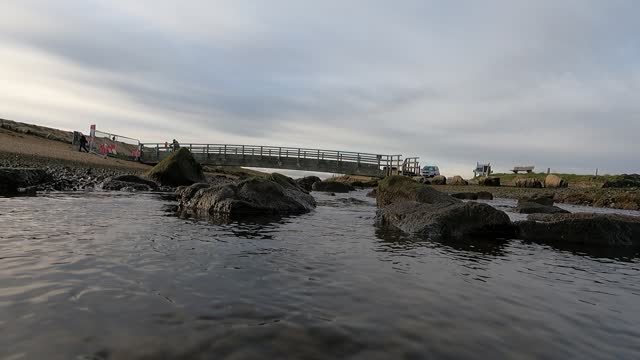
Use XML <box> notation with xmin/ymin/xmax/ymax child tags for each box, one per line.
<box><xmin>79</xmin><ymin>135</ymin><xmax>89</xmax><ymax>152</ymax></box>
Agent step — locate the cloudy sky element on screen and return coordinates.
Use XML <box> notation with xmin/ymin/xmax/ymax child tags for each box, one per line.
<box><xmin>1</xmin><ymin>0</ymin><xmax>638</xmax><ymax>176</ymax></box>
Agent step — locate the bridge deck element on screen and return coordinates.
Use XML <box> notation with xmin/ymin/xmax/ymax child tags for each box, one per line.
<box><xmin>140</xmin><ymin>143</ymin><xmax>402</xmax><ymax>177</ymax></box>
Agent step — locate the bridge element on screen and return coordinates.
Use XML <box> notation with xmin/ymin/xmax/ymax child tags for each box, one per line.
<box><xmin>139</xmin><ymin>143</ymin><xmax>410</xmax><ymax>177</ymax></box>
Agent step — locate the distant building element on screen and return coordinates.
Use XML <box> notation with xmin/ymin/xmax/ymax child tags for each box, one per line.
<box><xmin>473</xmin><ymin>162</ymin><xmax>492</xmax><ymax>177</ymax></box>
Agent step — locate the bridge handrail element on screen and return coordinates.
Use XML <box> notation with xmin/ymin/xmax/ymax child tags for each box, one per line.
<box><xmin>140</xmin><ymin>143</ymin><xmax>402</xmax><ymax>166</ymax></box>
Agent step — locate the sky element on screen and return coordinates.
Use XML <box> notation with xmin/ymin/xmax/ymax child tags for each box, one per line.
<box><xmin>1</xmin><ymin>0</ymin><xmax>639</xmax><ymax>177</ymax></box>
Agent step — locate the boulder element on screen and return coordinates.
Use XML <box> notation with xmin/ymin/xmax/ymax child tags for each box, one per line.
<box><xmin>295</xmin><ymin>176</ymin><xmax>321</xmax><ymax>192</ymax></box>
<box><xmin>520</xmin><ymin>193</ymin><xmax>555</xmax><ymax>206</ymax></box>
<box><xmin>99</xmin><ymin>175</ymin><xmax>158</xmax><ymax>191</ymax></box>
<box><xmin>478</xmin><ymin>176</ymin><xmax>501</xmax><ymax>187</ymax></box>
<box><xmin>177</xmin><ymin>173</ymin><xmax>316</xmax><ymax>218</ymax></box>
<box><xmin>376</xmin><ymin>176</ymin><xmax>458</xmax><ymax>208</ymax></box>
<box><xmin>451</xmin><ymin>192</ymin><xmax>478</xmax><ymax>200</ymax></box>
<box><xmin>429</xmin><ymin>175</ymin><xmax>447</xmax><ymax>185</ymax></box>
<box><xmin>449</xmin><ymin>175</ymin><xmax>468</xmax><ymax>186</ymax></box>
<box><xmin>0</xmin><ymin>168</ymin><xmax>49</xmax><ymax>196</ymax></box>
<box><xmin>376</xmin><ymin>201</ymin><xmax>513</xmax><ymax>240</ymax></box>
<box><xmin>451</xmin><ymin>191</ymin><xmax>494</xmax><ymax>200</ymax></box>
<box><xmin>514</xmin><ymin>201</ymin><xmax>570</xmax><ymax>214</ymax></box>
<box><xmin>516</xmin><ymin>213</ymin><xmax>640</xmax><ymax>247</ymax></box>
<box><xmin>145</xmin><ymin>148</ymin><xmax>206</xmax><ymax>187</ymax></box>
<box><xmin>602</xmin><ymin>174</ymin><xmax>640</xmax><ymax>188</ymax></box>
<box><xmin>477</xmin><ymin>191</ymin><xmax>494</xmax><ymax>200</ymax></box>
<box><xmin>515</xmin><ymin>178</ymin><xmax>543</xmax><ymax>188</ymax></box>
<box><xmin>312</xmin><ymin>180</ymin><xmax>354</xmax><ymax>193</ymax></box>
<box><xmin>545</xmin><ymin>175</ymin><xmax>568</xmax><ymax>188</ymax></box>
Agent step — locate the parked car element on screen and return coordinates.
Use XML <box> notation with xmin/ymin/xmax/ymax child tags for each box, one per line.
<box><xmin>421</xmin><ymin>165</ymin><xmax>440</xmax><ymax>177</ymax></box>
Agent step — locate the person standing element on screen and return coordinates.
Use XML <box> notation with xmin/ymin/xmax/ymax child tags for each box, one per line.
<box><xmin>79</xmin><ymin>135</ymin><xmax>89</xmax><ymax>152</ymax></box>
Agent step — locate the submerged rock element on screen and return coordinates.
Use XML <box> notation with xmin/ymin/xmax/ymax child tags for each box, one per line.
<box><xmin>295</xmin><ymin>176</ymin><xmax>321</xmax><ymax>192</ymax></box>
<box><xmin>177</xmin><ymin>173</ymin><xmax>316</xmax><ymax>218</ymax></box>
<box><xmin>517</xmin><ymin>213</ymin><xmax>640</xmax><ymax>247</ymax></box>
<box><xmin>312</xmin><ymin>180</ymin><xmax>354</xmax><ymax>193</ymax></box>
<box><xmin>145</xmin><ymin>148</ymin><xmax>206</xmax><ymax>187</ymax></box>
<box><xmin>0</xmin><ymin>168</ymin><xmax>49</xmax><ymax>196</ymax></box>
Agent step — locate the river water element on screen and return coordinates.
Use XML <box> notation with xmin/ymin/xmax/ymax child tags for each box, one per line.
<box><xmin>1</xmin><ymin>191</ymin><xmax>639</xmax><ymax>359</ymax></box>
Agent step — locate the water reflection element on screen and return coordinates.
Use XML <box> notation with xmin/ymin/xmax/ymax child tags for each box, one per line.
<box><xmin>2</xmin><ymin>192</ymin><xmax>640</xmax><ymax>360</ymax></box>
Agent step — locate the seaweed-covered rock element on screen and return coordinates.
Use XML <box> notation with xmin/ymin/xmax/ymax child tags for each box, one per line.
<box><xmin>145</xmin><ymin>148</ymin><xmax>206</xmax><ymax>187</ymax></box>
<box><xmin>376</xmin><ymin>176</ymin><xmax>457</xmax><ymax>208</ymax></box>
<box><xmin>514</xmin><ymin>201</ymin><xmax>569</xmax><ymax>214</ymax></box>
<box><xmin>295</xmin><ymin>176</ymin><xmax>321</xmax><ymax>192</ymax></box>
<box><xmin>0</xmin><ymin>168</ymin><xmax>49</xmax><ymax>196</ymax></box>
<box><xmin>311</xmin><ymin>180</ymin><xmax>354</xmax><ymax>193</ymax></box>
<box><xmin>376</xmin><ymin>201</ymin><xmax>513</xmax><ymax>240</ymax></box>
<box><xmin>178</xmin><ymin>173</ymin><xmax>316</xmax><ymax>217</ymax></box>
<box><xmin>516</xmin><ymin>213</ymin><xmax>640</xmax><ymax>247</ymax></box>
<box><xmin>451</xmin><ymin>192</ymin><xmax>478</xmax><ymax>200</ymax></box>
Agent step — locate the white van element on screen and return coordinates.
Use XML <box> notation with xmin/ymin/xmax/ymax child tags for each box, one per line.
<box><xmin>421</xmin><ymin>165</ymin><xmax>440</xmax><ymax>177</ymax></box>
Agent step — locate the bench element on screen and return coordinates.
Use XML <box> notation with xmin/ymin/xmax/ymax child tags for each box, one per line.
<box><xmin>512</xmin><ymin>166</ymin><xmax>535</xmax><ymax>174</ymax></box>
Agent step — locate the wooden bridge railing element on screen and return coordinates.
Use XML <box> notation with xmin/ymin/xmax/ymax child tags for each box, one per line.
<box><xmin>140</xmin><ymin>143</ymin><xmax>403</xmax><ymax>174</ymax></box>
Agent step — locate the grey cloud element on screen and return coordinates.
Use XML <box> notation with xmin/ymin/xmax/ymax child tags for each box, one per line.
<box><xmin>0</xmin><ymin>0</ymin><xmax>639</xmax><ymax>175</ymax></box>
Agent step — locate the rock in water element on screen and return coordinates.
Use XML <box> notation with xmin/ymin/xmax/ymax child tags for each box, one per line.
<box><xmin>545</xmin><ymin>175</ymin><xmax>568</xmax><ymax>188</ymax></box>
<box><xmin>295</xmin><ymin>176</ymin><xmax>321</xmax><ymax>192</ymax></box>
<box><xmin>375</xmin><ymin>176</ymin><xmax>512</xmax><ymax>240</ymax></box>
<box><xmin>449</xmin><ymin>175</ymin><xmax>468</xmax><ymax>186</ymax></box>
<box><xmin>430</xmin><ymin>175</ymin><xmax>447</xmax><ymax>185</ymax></box>
<box><xmin>514</xmin><ymin>201</ymin><xmax>570</xmax><ymax>214</ymax></box>
<box><xmin>516</xmin><ymin>213</ymin><xmax>640</xmax><ymax>247</ymax></box>
<box><xmin>311</xmin><ymin>180</ymin><xmax>354</xmax><ymax>193</ymax></box>
<box><xmin>477</xmin><ymin>191</ymin><xmax>494</xmax><ymax>200</ymax></box>
<box><xmin>515</xmin><ymin>178</ymin><xmax>543</xmax><ymax>188</ymax></box>
<box><xmin>376</xmin><ymin>176</ymin><xmax>457</xmax><ymax>208</ymax></box>
<box><xmin>521</xmin><ymin>193</ymin><xmax>555</xmax><ymax>206</ymax></box>
<box><xmin>99</xmin><ymin>175</ymin><xmax>158</xmax><ymax>191</ymax></box>
<box><xmin>478</xmin><ymin>177</ymin><xmax>501</xmax><ymax>187</ymax></box>
<box><xmin>177</xmin><ymin>173</ymin><xmax>316</xmax><ymax>218</ymax></box>
<box><xmin>376</xmin><ymin>201</ymin><xmax>513</xmax><ymax>240</ymax></box>
<box><xmin>145</xmin><ymin>148</ymin><xmax>206</xmax><ymax>187</ymax></box>
<box><xmin>451</xmin><ymin>192</ymin><xmax>478</xmax><ymax>200</ymax></box>
<box><xmin>0</xmin><ymin>168</ymin><xmax>49</xmax><ymax>196</ymax></box>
